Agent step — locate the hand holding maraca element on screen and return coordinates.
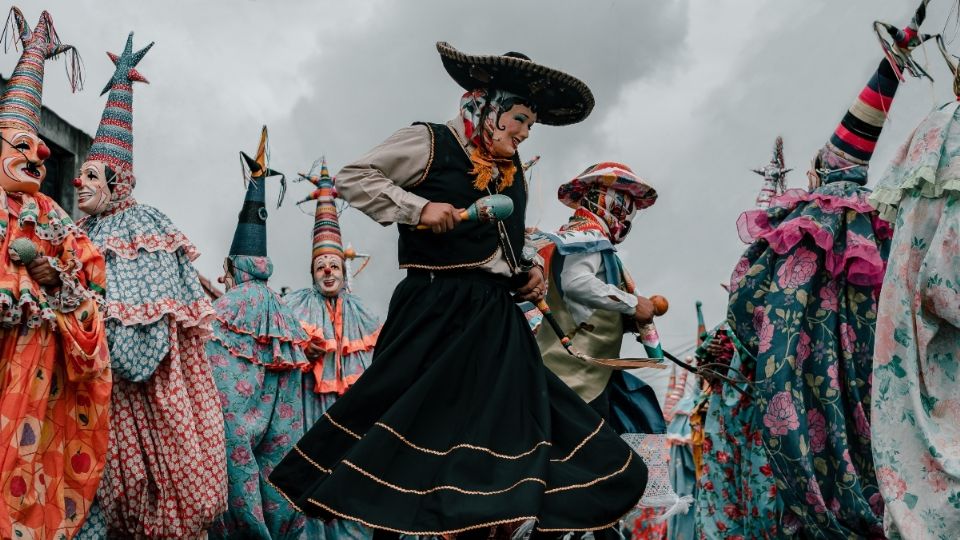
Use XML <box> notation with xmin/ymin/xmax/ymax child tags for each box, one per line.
<box><xmin>417</xmin><ymin>202</ymin><xmax>464</xmax><ymax>233</ymax></box>
<box><xmin>415</xmin><ymin>194</ymin><xmax>514</xmax><ymax>233</ymax></box>
<box><xmin>8</xmin><ymin>238</ymin><xmax>60</xmax><ymax>287</ymax></box>
<box><xmin>634</xmin><ymin>294</ymin><xmax>668</xmax><ymax>324</ymax></box>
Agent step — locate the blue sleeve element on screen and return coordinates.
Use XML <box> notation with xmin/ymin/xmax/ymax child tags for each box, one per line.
<box><xmin>106</xmin><ymin>318</ymin><xmax>171</xmax><ymax>382</ymax></box>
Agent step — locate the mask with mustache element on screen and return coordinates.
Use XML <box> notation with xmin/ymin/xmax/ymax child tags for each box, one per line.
<box><xmin>0</xmin><ymin>128</ymin><xmax>50</xmax><ymax>194</ymax></box>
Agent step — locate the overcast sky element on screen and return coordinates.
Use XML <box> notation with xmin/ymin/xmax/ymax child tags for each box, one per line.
<box><xmin>10</xmin><ymin>0</ymin><xmax>959</xmax><ymax>396</ymax></box>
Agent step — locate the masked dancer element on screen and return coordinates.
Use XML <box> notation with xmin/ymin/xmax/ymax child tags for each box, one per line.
<box><xmin>207</xmin><ymin>127</ymin><xmax>309</xmax><ymax>539</ymax></box>
<box><xmin>727</xmin><ymin>16</ymin><xmax>925</xmax><ymax>537</ymax></box>
<box><xmin>867</xmin><ymin>40</ymin><xmax>960</xmax><ymax>538</ymax></box>
<box><xmin>285</xmin><ymin>158</ymin><xmax>381</xmax><ymax>540</ymax></box>
<box><xmin>270</xmin><ymin>42</ymin><xmax>648</xmax><ymax>538</ymax></box>
<box><xmin>0</xmin><ymin>7</ymin><xmax>111</xmax><ymax>538</ymax></box>
<box><xmin>694</xmin><ymin>140</ymin><xmax>785</xmax><ymax>539</ymax></box>
<box><xmin>73</xmin><ymin>33</ymin><xmax>227</xmax><ymax>539</ymax></box>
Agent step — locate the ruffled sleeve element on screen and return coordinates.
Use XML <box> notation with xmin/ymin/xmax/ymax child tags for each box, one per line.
<box><xmin>735</xmin><ymin>184</ymin><xmax>891</xmax><ymax>289</ymax></box>
<box><xmin>80</xmin><ymin>203</ymin><xmax>215</xmax><ymax>380</ymax></box>
<box><xmin>871</xmin><ymin>102</ymin><xmax>960</xmax><ymax>222</ymax></box>
<box><xmin>211</xmin><ymin>259</ymin><xmax>310</xmax><ymax>370</ymax></box>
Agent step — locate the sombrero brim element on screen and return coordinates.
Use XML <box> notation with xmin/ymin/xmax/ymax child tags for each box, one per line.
<box><xmin>437</xmin><ymin>41</ymin><xmax>594</xmax><ymax>126</ymax></box>
<box><xmin>558</xmin><ymin>167</ymin><xmax>658</xmax><ymax>210</ymax></box>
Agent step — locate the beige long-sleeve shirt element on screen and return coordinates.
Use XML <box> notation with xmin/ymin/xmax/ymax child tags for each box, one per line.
<box><xmin>336</xmin><ymin>116</ymin><xmax>528</xmax><ymax>276</ymax></box>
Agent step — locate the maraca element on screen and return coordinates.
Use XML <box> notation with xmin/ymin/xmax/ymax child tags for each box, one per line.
<box><xmin>650</xmin><ymin>295</ymin><xmax>669</xmax><ymax>316</ymax></box>
<box><xmin>415</xmin><ymin>194</ymin><xmax>513</xmax><ymax>230</ymax></box>
<box><xmin>9</xmin><ymin>238</ymin><xmax>38</xmax><ymax>265</ymax></box>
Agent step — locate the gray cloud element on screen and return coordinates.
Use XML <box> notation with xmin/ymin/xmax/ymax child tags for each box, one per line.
<box><xmin>6</xmin><ymin>0</ymin><xmax>956</xmax><ymax>397</ymax></box>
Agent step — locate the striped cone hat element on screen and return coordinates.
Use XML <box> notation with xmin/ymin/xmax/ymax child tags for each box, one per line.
<box><xmin>86</xmin><ymin>32</ymin><xmax>153</xmax><ymax>182</ymax></box>
<box><xmin>229</xmin><ymin>126</ymin><xmax>286</xmax><ymax>257</ymax></box>
<box><xmin>299</xmin><ymin>158</ymin><xmax>343</xmax><ymax>261</ymax></box>
<box><xmin>0</xmin><ymin>7</ymin><xmax>82</xmax><ymax>133</ymax></box>
<box><xmin>820</xmin><ymin>18</ymin><xmax>922</xmax><ymax>175</ymax></box>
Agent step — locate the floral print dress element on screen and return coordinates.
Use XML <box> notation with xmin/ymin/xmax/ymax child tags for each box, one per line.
<box><xmin>695</xmin><ymin>325</ymin><xmax>778</xmax><ymax>539</ymax></box>
<box><xmin>76</xmin><ymin>201</ymin><xmax>228</xmax><ymax>538</ymax></box>
<box><xmin>728</xmin><ymin>178</ymin><xmax>891</xmax><ymax>537</ymax></box>
<box><xmin>869</xmin><ymin>101</ymin><xmax>960</xmax><ymax>539</ymax></box>
<box><xmin>284</xmin><ymin>286</ymin><xmax>380</xmax><ymax>540</ymax></box>
<box><xmin>207</xmin><ymin>255</ymin><xmax>310</xmax><ymax>540</ymax></box>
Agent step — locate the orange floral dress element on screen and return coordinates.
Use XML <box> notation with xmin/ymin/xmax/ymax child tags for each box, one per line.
<box><xmin>0</xmin><ymin>190</ymin><xmax>111</xmax><ymax>539</ymax></box>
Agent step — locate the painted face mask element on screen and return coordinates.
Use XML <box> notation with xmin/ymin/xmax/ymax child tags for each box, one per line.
<box><xmin>581</xmin><ymin>186</ymin><xmax>637</xmax><ymax>244</ymax></box>
<box><xmin>0</xmin><ymin>128</ymin><xmax>50</xmax><ymax>194</ymax></box>
<box><xmin>313</xmin><ymin>254</ymin><xmax>344</xmax><ymax>297</ymax></box>
<box><xmin>459</xmin><ymin>89</ymin><xmax>536</xmax><ymax>192</ymax></box>
<box><xmin>75</xmin><ymin>160</ymin><xmax>114</xmax><ymax>215</ymax></box>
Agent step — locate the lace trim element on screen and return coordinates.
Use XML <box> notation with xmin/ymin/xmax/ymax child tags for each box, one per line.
<box><xmin>106</xmin><ymin>297</ymin><xmax>213</xmax><ymax>329</ymax></box>
<box><xmin>304</xmin><ymin>499</ymin><xmax>537</xmax><ymax>536</ymax></box>
<box><xmin>543</xmin><ymin>451</ymin><xmax>634</xmax><ymax>494</ymax></box>
<box><xmin>550</xmin><ymin>420</ymin><xmax>604</xmax><ymax>463</ymax></box>
<box><xmin>0</xmin><ymin>288</ymin><xmax>54</xmax><ymax>328</ymax></box>
<box><xmin>324</xmin><ymin>412</ymin><xmax>362</xmax><ymax>440</ymax></box>
<box><xmin>46</xmin><ymin>256</ymin><xmax>98</xmax><ymax>313</ymax></box>
<box><xmin>98</xmin><ymin>231</ymin><xmax>200</xmax><ymax>261</ymax></box>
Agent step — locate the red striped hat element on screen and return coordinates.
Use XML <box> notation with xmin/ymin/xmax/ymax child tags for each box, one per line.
<box><xmin>0</xmin><ymin>8</ymin><xmax>81</xmax><ymax>134</ymax></box>
<box><xmin>299</xmin><ymin>158</ymin><xmax>343</xmax><ymax>261</ymax></box>
<box><xmin>822</xmin><ymin>19</ymin><xmax>921</xmax><ymax>169</ymax></box>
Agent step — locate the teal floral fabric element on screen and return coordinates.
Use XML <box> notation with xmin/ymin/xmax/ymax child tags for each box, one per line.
<box><xmin>695</xmin><ymin>325</ymin><xmax>778</xmax><ymax>539</ymax></box>
<box><xmin>207</xmin><ymin>255</ymin><xmax>310</xmax><ymax>539</ymax></box>
<box><xmin>728</xmin><ymin>179</ymin><xmax>891</xmax><ymax>537</ymax></box>
<box><xmin>870</xmin><ymin>101</ymin><xmax>960</xmax><ymax>539</ymax></box>
<box><xmin>212</xmin><ymin>256</ymin><xmax>311</xmax><ymax>369</ymax></box>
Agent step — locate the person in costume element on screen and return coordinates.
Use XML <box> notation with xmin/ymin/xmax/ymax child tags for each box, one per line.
<box><xmin>0</xmin><ymin>8</ymin><xmax>112</xmax><ymax>539</ymax></box>
<box><xmin>664</xmin><ymin>323</ymin><xmax>706</xmax><ymax>540</ymax></box>
<box><xmin>207</xmin><ymin>126</ymin><xmax>309</xmax><ymax>540</ymax></box>
<box><xmin>269</xmin><ymin>43</ymin><xmax>647</xmax><ymax>537</ymax></box>
<box><xmin>693</xmin><ymin>142</ymin><xmax>783</xmax><ymax>540</ymax></box>
<box><xmin>72</xmin><ymin>33</ymin><xmax>227</xmax><ymax>539</ymax></box>
<box><xmin>285</xmin><ymin>158</ymin><xmax>380</xmax><ymax>540</ymax></box>
<box><xmin>726</xmin><ymin>15</ymin><xmax>925</xmax><ymax>537</ymax></box>
<box><xmin>528</xmin><ymin>163</ymin><xmax>667</xmax><ymax>537</ymax></box>
<box><xmin>532</xmin><ymin>162</ymin><xmax>662</xmax><ymax>428</ymax></box>
<box><xmin>866</xmin><ymin>41</ymin><xmax>960</xmax><ymax>539</ymax></box>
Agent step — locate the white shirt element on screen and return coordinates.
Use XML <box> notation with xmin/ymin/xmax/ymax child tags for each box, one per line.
<box><xmin>559</xmin><ymin>251</ymin><xmax>638</xmax><ymax>325</ymax></box>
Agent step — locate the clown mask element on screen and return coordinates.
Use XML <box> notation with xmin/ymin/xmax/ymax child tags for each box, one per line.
<box><xmin>76</xmin><ymin>160</ymin><xmax>113</xmax><ymax>215</ymax></box>
<box><xmin>0</xmin><ymin>128</ymin><xmax>50</xmax><ymax>194</ymax></box>
<box><xmin>313</xmin><ymin>254</ymin><xmax>344</xmax><ymax>297</ymax></box>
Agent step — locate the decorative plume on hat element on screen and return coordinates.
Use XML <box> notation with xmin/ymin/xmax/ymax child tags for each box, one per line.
<box><xmin>229</xmin><ymin>126</ymin><xmax>286</xmax><ymax>257</ymax></box>
<box><xmin>86</xmin><ymin>32</ymin><xmax>153</xmax><ymax>185</ymax></box>
<box><xmin>0</xmin><ymin>7</ymin><xmax>82</xmax><ymax>133</ymax></box>
<box><xmin>820</xmin><ymin>1</ymin><xmax>929</xmax><ymax>176</ymax></box>
<box><xmin>752</xmin><ymin>136</ymin><xmax>790</xmax><ymax>209</ymax></box>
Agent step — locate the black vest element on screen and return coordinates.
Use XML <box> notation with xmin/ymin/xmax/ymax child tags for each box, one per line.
<box><xmin>397</xmin><ymin>122</ymin><xmax>527</xmax><ymax>271</ymax></box>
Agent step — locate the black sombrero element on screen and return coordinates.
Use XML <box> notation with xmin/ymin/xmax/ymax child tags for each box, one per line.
<box><xmin>436</xmin><ymin>41</ymin><xmax>594</xmax><ymax>126</ymax></box>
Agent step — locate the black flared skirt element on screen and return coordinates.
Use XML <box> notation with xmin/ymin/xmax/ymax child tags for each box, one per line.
<box><xmin>269</xmin><ymin>270</ymin><xmax>647</xmax><ymax>535</ymax></box>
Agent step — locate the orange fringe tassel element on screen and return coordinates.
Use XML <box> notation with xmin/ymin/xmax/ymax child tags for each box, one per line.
<box><xmin>469</xmin><ymin>147</ymin><xmax>517</xmax><ymax>192</ymax></box>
